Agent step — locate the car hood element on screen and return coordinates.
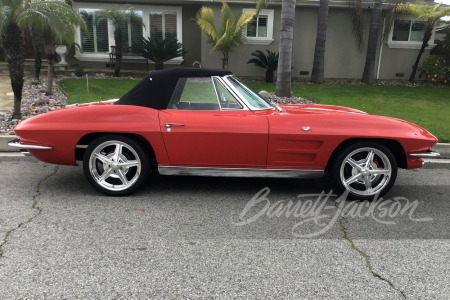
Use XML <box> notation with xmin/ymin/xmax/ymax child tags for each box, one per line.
<box><xmin>274</xmin><ymin>103</ymin><xmax>437</xmax><ymax>143</ymax></box>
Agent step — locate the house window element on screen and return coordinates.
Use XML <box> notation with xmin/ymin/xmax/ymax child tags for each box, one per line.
<box><xmin>119</xmin><ymin>11</ymin><xmax>143</xmax><ymax>48</ymax></box>
<box><xmin>80</xmin><ymin>9</ymin><xmax>109</xmax><ymax>53</ymax></box>
<box><xmin>74</xmin><ymin>4</ymin><xmax>183</xmax><ymax>63</ymax></box>
<box><xmin>388</xmin><ymin>17</ymin><xmax>434</xmax><ymax>49</ymax></box>
<box><xmin>247</xmin><ymin>15</ymin><xmax>268</xmax><ymax>38</ymax></box>
<box><xmin>242</xmin><ymin>9</ymin><xmax>274</xmax><ymax>45</ymax></box>
<box><xmin>149</xmin><ymin>12</ymin><xmax>177</xmax><ymax>40</ymax></box>
<box><xmin>392</xmin><ymin>20</ymin><xmax>426</xmax><ymax>42</ymax></box>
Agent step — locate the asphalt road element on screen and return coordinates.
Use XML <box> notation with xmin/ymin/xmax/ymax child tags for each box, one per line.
<box><xmin>0</xmin><ymin>156</ymin><xmax>449</xmax><ymax>299</ymax></box>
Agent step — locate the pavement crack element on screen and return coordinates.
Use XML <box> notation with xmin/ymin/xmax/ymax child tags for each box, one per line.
<box><xmin>0</xmin><ymin>166</ymin><xmax>58</xmax><ymax>258</ymax></box>
<box><xmin>339</xmin><ymin>218</ymin><xmax>407</xmax><ymax>299</ymax></box>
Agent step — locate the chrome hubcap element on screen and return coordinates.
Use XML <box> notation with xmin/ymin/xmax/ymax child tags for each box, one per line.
<box><xmin>89</xmin><ymin>141</ymin><xmax>141</xmax><ymax>192</ymax></box>
<box><xmin>340</xmin><ymin>147</ymin><xmax>391</xmax><ymax>197</ymax></box>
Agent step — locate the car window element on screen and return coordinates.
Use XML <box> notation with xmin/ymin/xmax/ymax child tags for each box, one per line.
<box><xmin>228</xmin><ymin>77</ymin><xmax>273</xmax><ymax>109</ymax></box>
<box><xmin>168</xmin><ymin>77</ymin><xmax>220</xmax><ymax>110</ymax></box>
<box><xmin>213</xmin><ymin>78</ymin><xmax>243</xmax><ymax>110</ymax></box>
<box><xmin>168</xmin><ymin>77</ymin><xmax>242</xmax><ymax>111</ymax></box>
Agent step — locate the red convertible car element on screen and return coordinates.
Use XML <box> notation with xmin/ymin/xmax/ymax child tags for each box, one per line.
<box><xmin>9</xmin><ymin>68</ymin><xmax>439</xmax><ymax>199</ymax></box>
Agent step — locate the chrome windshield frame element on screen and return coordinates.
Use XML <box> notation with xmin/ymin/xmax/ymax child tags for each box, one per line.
<box><xmin>220</xmin><ymin>75</ymin><xmax>275</xmax><ymax>111</ymax></box>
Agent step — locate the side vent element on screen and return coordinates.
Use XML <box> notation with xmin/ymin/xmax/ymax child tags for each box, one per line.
<box><xmin>300</xmin><ymin>71</ymin><xmax>309</xmax><ymax>76</ymax></box>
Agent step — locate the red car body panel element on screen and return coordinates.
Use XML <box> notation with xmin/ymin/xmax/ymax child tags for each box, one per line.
<box><xmin>14</xmin><ymin>103</ymin><xmax>169</xmax><ymax>166</ymax></box>
<box><xmin>13</xmin><ymin>101</ymin><xmax>437</xmax><ymax>171</ymax></box>
<box><xmin>159</xmin><ymin>110</ymin><xmax>269</xmax><ymax>167</ymax></box>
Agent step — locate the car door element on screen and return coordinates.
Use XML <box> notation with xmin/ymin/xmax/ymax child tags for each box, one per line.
<box><xmin>158</xmin><ymin>77</ymin><xmax>269</xmax><ymax>167</ymax></box>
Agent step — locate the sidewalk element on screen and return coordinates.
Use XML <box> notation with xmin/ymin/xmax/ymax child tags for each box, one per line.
<box><xmin>0</xmin><ymin>75</ymin><xmax>14</xmax><ymax>112</ymax></box>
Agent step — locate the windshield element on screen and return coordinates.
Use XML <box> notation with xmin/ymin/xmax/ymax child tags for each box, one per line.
<box><xmin>228</xmin><ymin>77</ymin><xmax>273</xmax><ymax>110</ymax></box>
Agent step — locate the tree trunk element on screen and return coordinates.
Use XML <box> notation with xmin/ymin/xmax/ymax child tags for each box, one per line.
<box><xmin>311</xmin><ymin>0</ymin><xmax>329</xmax><ymax>84</ymax></box>
<box><xmin>28</xmin><ymin>25</ymin><xmax>44</xmax><ymax>81</ymax></box>
<box><xmin>114</xmin><ymin>29</ymin><xmax>123</xmax><ymax>77</ymax></box>
<box><xmin>46</xmin><ymin>54</ymin><xmax>55</xmax><ymax>95</ymax></box>
<box><xmin>44</xmin><ymin>44</ymin><xmax>56</xmax><ymax>95</ymax></box>
<box><xmin>409</xmin><ymin>27</ymin><xmax>432</xmax><ymax>82</ymax></box>
<box><xmin>265</xmin><ymin>69</ymin><xmax>274</xmax><ymax>83</ymax></box>
<box><xmin>222</xmin><ymin>52</ymin><xmax>229</xmax><ymax>69</ymax></box>
<box><xmin>34</xmin><ymin>51</ymin><xmax>42</xmax><ymax>81</ymax></box>
<box><xmin>275</xmin><ymin>0</ymin><xmax>296</xmax><ymax>97</ymax></box>
<box><xmin>3</xmin><ymin>24</ymin><xmax>25</xmax><ymax>119</ymax></box>
<box><xmin>155</xmin><ymin>62</ymin><xmax>164</xmax><ymax>70</ymax></box>
<box><xmin>362</xmin><ymin>0</ymin><xmax>382</xmax><ymax>84</ymax></box>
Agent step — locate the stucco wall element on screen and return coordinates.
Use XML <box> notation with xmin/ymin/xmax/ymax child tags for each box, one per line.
<box><xmin>180</xmin><ymin>4</ymin><xmax>202</xmax><ymax>68</ymax></box>
<box><xmin>199</xmin><ymin>4</ymin><xmax>431</xmax><ymax>81</ymax></box>
<box><xmin>378</xmin><ymin>45</ymin><xmax>429</xmax><ymax>80</ymax></box>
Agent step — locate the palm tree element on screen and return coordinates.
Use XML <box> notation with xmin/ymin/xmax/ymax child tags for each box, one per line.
<box><xmin>275</xmin><ymin>0</ymin><xmax>296</xmax><ymax>97</ymax></box>
<box><xmin>96</xmin><ymin>8</ymin><xmax>143</xmax><ymax>77</ymax></box>
<box><xmin>0</xmin><ymin>0</ymin><xmax>85</xmax><ymax>119</ymax></box>
<box><xmin>350</xmin><ymin>0</ymin><xmax>405</xmax><ymax>83</ymax></box>
<box><xmin>311</xmin><ymin>0</ymin><xmax>329</xmax><ymax>84</ymax></box>
<box><xmin>196</xmin><ymin>2</ymin><xmax>255</xmax><ymax>69</ymax></box>
<box><xmin>247</xmin><ymin>50</ymin><xmax>279</xmax><ymax>83</ymax></box>
<box><xmin>28</xmin><ymin>24</ymin><xmax>44</xmax><ymax>81</ymax></box>
<box><xmin>131</xmin><ymin>37</ymin><xmax>186</xmax><ymax>70</ymax></box>
<box><xmin>361</xmin><ymin>0</ymin><xmax>382</xmax><ymax>84</ymax></box>
<box><xmin>395</xmin><ymin>2</ymin><xmax>450</xmax><ymax>82</ymax></box>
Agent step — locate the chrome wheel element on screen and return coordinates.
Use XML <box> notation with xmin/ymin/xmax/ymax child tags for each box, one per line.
<box><xmin>340</xmin><ymin>147</ymin><xmax>392</xmax><ymax>197</ymax></box>
<box><xmin>83</xmin><ymin>135</ymin><xmax>149</xmax><ymax>195</ymax></box>
<box><xmin>89</xmin><ymin>141</ymin><xmax>141</xmax><ymax>192</ymax></box>
<box><xmin>330</xmin><ymin>142</ymin><xmax>398</xmax><ymax>200</ymax></box>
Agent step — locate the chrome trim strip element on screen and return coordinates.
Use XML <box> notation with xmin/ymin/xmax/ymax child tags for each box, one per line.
<box><xmin>8</xmin><ymin>139</ymin><xmax>52</xmax><ymax>150</ymax></box>
<box><xmin>410</xmin><ymin>152</ymin><xmax>440</xmax><ymax>158</ymax></box>
<box><xmin>158</xmin><ymin>166</ymin><xmax>324</xmax><ymax>179</ymax></box>
<box><xmin>302</xmin><ymin>107</ymin><xmax>367</xmax><ymax>114</ymax></box>
<box><xmin>215</xmin><ymin>76</ymin><xmax>250</xmax><ymax>110</ymax></box>
<box><xmin>221</xmin><ymin>76</ymin><xmax>274</xmax><ymax>111</ymax></box>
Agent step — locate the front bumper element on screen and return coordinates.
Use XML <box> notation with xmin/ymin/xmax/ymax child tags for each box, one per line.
<box><xmin>7</xmin><ymin>138</ymin><xmax>52</xmax><ymax>150</ymax></box>
<box><xmin>409</xmin><ymin>151</ymin><xmax>440</xmax><ymax>158</ymax></box>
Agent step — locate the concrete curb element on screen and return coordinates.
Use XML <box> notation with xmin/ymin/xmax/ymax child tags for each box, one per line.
<box><xmin>1</xmin><ymin>134</ymin><xmax>450</xmax><ymax>156</ymax></box>
<box><xmin>0</xmin><ymin>135</ymin><xmax>18</xmax><ymax>152</ymax></box>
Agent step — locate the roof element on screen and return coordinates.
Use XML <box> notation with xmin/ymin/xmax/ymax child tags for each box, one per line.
<box><xmin>115</xmin><ymin>67</ymin><xmax>232</xmax><ymax>109</ymax></box>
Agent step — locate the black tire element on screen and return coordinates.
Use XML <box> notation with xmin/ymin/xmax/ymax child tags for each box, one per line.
<box><xmin>329</xmin><ymin>142</ymin><xmax>398</xmax><ymax>200</ymax></box>
<box><xmin>83</xmin><ymin>135</ymin><xmax>150</xmax><ymax>196</ymax></box>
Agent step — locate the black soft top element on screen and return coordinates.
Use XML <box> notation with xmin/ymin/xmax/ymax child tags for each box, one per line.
<box><xmin>115</xmin><ymin>67</ymin><xmax>233</xmax><ymax>109</ymax></box>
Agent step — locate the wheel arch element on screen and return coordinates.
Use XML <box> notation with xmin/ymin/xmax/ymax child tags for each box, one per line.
<box><xmin>326</xmin><ymin>138</ymin><xmax>407</xmax><ymax>171</ymax></box>
<box><xmin>76</xmin><ymin>132</ymin><xmax>157</xmax><ymax>169</ymax></box>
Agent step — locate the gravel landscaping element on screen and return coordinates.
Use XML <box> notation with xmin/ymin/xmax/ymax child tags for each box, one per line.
<box><xmin>0</xmin><ymin>77</ymin><xmax>67</xmax><ymax>135</ymax></box>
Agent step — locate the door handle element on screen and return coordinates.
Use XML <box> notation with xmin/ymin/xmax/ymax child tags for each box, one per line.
<box><xmin>165</xmin><ymin>123</ymin><xmax>185</xmax><ymax>128</ymax></box>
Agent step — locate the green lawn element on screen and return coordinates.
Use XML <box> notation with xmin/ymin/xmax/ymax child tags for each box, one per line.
<box><xmin>58</xmin><ymin>78</ymin><xmax>139</xmax><ymax>105</ymax></box>
<box><xmin>58</xmin><ymin>78</ymin><xmax>450</xmax><ymax>142</ymax></box>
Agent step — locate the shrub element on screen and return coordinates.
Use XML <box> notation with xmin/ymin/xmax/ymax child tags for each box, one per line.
<box><xmin>247</xmin><ymin>50</ymin><xmax>279</xmax><ymax>83</ymax></box>
<box><xmin>419</xmin><ymin>55</ymin><xmax>450</xmax><ymax>84</ymax></box>
<box><xmin>131</xmin><ymin>37</ymin><xmax>186</xmax><ymax>70</ymax></box>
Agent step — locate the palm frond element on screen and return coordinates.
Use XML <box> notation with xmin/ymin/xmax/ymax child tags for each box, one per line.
<box><xmin>219</xmin><ymin>2</ymin><xmax>233</xmax><ymax>36</ymax></box>
<box><xmin>196</xmin><ymin>6</ymin><xmax>218</xmax><ymax>41</ymax></box>
<box><xmin>255</xmin><ymin>0</ymin><xmax>270</xmax><ymax>15</ymax></box>
<box><xmin>235</xmin><ymin>10</ymin><xmax>255</xmax><ymax>35</ymax></box>
<box><xmin>247</xmin><ymin>49</ymin><xmax>278</xmax><ymax>71</ymax></box>
<box><xmin>349</xmin><ymin>0</ymin><xmax>364</xmax><ymax>50</ymax></box>
<box><xmin>130</xmin><ymin>37</ymin><xmax>186</xmax><ymax>63</ymax></box>
<box><xmin>14</xmin><ymin>0</ymin><xmax>86</xmax><ymax>45</ymax></box>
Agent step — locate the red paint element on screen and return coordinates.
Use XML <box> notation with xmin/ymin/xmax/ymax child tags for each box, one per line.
<box><xmin>13</xmin><ymin>102</ymin><xmax>438</xmax><ymax>171</ymax></box>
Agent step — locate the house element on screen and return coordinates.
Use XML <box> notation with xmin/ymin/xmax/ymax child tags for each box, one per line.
<box><xmin>70</xmin><ymin>0</ymin><xmax>439</xmax><ymax>80</ymax></box>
